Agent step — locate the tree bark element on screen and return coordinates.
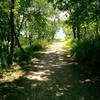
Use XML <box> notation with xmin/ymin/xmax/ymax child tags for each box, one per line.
<box><xmin>77</xmin><ymin>25</ymin><xmax>80</xmax><ymax>40</ymax></box>
<box><xmin>95</xmin><ymin>0</ymin><xmax>99</xmax><ymax>36</ymax></box>
<box><xmin>14</xmin><ymin>32</ymin><xmax>25</xmax><ymax>53</ymax></box>
<box><xmin>15</xmin><ymin>16</ymin><xmax>25</xmax><ymax>53</ymax></box>
<box><xmin>10</xmin><ymin>0</ymin><xmax>15</xmax><ymax>64</ymax></box>
<box><xmin>72</xmin><ymin>26</ymin><xmax>76</xmax><ymax>39</ymax></box>
<box><xmin>76</xmin><ymin>15</ymin><xmax>80</xmax><ymax>40</ymax></box>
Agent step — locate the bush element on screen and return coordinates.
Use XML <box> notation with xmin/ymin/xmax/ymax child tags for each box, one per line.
<box><xmin>71</xmin><ymin>36</ymin><xmax>100</xmax><ymax>68</ymax></box>
<box><xmin>31</xmin><ymin>39</ymin><xmax>49</xmax><ymax>51</ymax></box>
<box><xmin>14</xmin><ymin>39</ymin><xmax>50</xmax><ymax>62</ymax></box>
<box><xmin>14</xmin><ymin>51</ymin><xmax>31</xmax><ymax>61</ymax></box>
<box><xmin>30</xmin><ymin>43</ymin><xmax>43</xmax><ymax>51</ymax></box>
<box><xmin>64</xmin><ymin>36</ymin><xmax>76</xmax><ymax>54</ymax></box>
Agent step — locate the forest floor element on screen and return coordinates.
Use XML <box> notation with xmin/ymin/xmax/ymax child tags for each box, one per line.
<box><xmin>0</xmin><ymin>41</ymin><xmax>100</xmax><ymax>100</ymax></box>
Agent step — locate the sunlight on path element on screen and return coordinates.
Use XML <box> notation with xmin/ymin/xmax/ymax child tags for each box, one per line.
<box><xmin>24</xmin><ymin>42</ymin><xmax>67</xmax><ymax>81</ymax></box>
<box><xmin>43</xmin><ymin>42</ymin><xmax>65</xmax><ymax>54</ymax></box>
<box><xmin>1</xmin><ymin>42</ymin><xmax>99</xmax><ymax>100</ymax></box>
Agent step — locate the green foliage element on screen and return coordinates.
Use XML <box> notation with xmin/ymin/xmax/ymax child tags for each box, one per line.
<box><xmin>27</xmin><ymin>39</ymin><xmax>49</xmax><ymax>51</ymax></box>
<box><xmin>0</xmin><ymin>0</ymin><xmax>58</xmax><ymax>67</ymax></box>
<box><xmin>71</xmin><ymin>36</ymin><xmax>100</xmax><ymax>68</ymax></box>
<box><xmin>14</xmin><ymin>39</ymin><xmax>49</xmax><ymax>62</ymax></box>
<box><xmin>14</xmin><ymin>52</ymin><xmax>31</xmax><ymax>61</ymax></box>
<box><xmin>50</xmin><ymin>0</ymin><xmax>100</xmax><ymax>40</ymax></box>
<box><xmin>64</xmin><ymin>36</ymin><xmax>75</xmax><ymax>50</ymax></box>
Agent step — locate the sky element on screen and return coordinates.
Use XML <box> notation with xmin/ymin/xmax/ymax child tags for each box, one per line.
<box><xmin>55</xmin><ymin>27</ymin><xmax>65</xmax><ymax>39</ymax></box>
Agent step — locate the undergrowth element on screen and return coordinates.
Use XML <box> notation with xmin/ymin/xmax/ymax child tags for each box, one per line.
<box><xmin>0</xmin><ymin>38</ymin><xmax>51</xmax><ymax>81</ymax></box>
<box><xmin>65</xmin><ymin>36</ymin><xmax>100</xmax><ymax>72</ymax></box>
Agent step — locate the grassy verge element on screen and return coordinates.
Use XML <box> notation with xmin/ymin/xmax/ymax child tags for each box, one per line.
<box><xmin>0</xmin><ymin>38</ymin><xmax>51</xmax><ymax>84</ymax></box>
<box><xmin>64</xmin><ymin>36</ymin><xmax>100</xmax><ymax>79</ymax></box>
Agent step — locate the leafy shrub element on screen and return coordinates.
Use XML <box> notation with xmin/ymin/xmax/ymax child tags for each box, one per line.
<box><xmin>14</xmin><ymin>51</ymin><xmax>31</xmax><ymax>61</ymax></box>
<box><xmin>71</xmin><ymin>36</ymin><xmax>100</xmax><ymax>68</ymax></box>
<box><xmin>14</xmin><ymin>39</ymin><xmax>50</xmax><ymax>62</ymax></box>
<box><xmin>30</xmin><ymin>43</ymin><xmax>42</xmax><ymax>51</ymax></box>
<box><xmin>64</xmin><ymin>36</ymin><xmax>76</xmax><ymax>54</ymax></box>
<box><xmin>30</xmin><ymin>39</ymin><xmax>49</xmax><ymax>51</ymax></box>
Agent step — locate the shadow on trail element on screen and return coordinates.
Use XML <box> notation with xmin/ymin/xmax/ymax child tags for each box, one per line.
<box><xmin>0</xmin><ymin>42</ymin><xmax>100</xmax><ymax>100</ymax></box>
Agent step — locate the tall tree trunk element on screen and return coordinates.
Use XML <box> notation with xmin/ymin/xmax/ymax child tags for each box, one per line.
<box><xmin>95</xmin><ymin>0</ymin><xmax>99</xmax><ymax>36</ymax></box>
<box><xmin>10</xmin><ymin>0</ymin><xmax>15</xmax><ymax>64</ymax></box>
<box><xmin>29</xmin><ymin>33</ymin><xmax>32</xmax><ymax>46</ymax></box>
<box><xmin>84</xmin><ymin>27</ymin><xmax>87</xmax><ymax>35</ymax></box>
<box><xmin>96</xmin><ymin>20</ymin><xmax>99</xmax><ymax>36</ymax></box>
<box><xmin>76</xmin><ymin>15</ymin><xmax>80</xmax><ymax>40</ymax></box>
<box><xmin>77</xmin><ymin>25</ymin><xmax>80</xmax><ymax>40</ymax></box>
<box><xmin>15</xmin><ymin>16</ymin><xmax>25</xmax><ymax>52</ymax></box>
<box><xmin>72</xmin><ymin>26</ymin><xmax>76</xmax><ymax>39</ymax></box>
<box><xmin>14</xmin><ymin>32</ymin><xmax>25</xmax><ymax>53</ymax></box>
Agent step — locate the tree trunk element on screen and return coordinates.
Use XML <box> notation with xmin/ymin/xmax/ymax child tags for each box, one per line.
<box><xmin>96</xmin><ymin>21</ymin><xmax>99</xmax><ymax>36</ymax></box>
<box><xmin>29</xmin><ymin>33</ymin><xmax>32</xmax><ymax>46</ymax></box>
<box><xmin>15</xmin><ymin>16</ymin><xmax>25</xmax><ymax>52</ymax></box>
<box><xmin>10</xmin><ymin>0</ymin><xmax>15</xmax><ymax>64</ymax></box>
<box><xmin>77</xmin><ymin>25</ymin><xmax>80</xmax><ymax>40</ymax></box>
<box><xmin>14</xmin><ymin>32</ymin><xmax>25</xmax><ymax>53</ymax></box>
<box><xmin>95</xmin><ymin>10</ymin><xmax>99</xmax><ymax>36</ymax></box>
<box><xmin>95</xmin><ymin>0</ymin><xmax>99</xmax><ymax>36</ymax></box>
<box><xmin>72</xmin><ymin>26</ymin><xmax>76</xmax><ymax>39</ymax></box>
<box><xmin>84</xmin><ymin>27</ymin><xmax>87</xmax><ymax>38</ymax></box>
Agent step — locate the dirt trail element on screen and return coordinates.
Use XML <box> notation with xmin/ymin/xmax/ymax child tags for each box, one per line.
<box><xmin>0</xmin><ymin>41</ymin><xmax>100</xmax><ymax>100</ymax></box>
<box><xmin>24</xmin><ymin>42</ymin><xmax>67</xmax><ymax>81</ymax></box>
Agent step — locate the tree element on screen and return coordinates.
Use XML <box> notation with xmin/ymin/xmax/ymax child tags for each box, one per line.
<box><xmin>48</xmin><ymin>0</ymin><xmax>100</xmax><ymax>39</ymax></box>
<box><xmin>9</xmin><ymin>0</ymin><xmax>15</xmax><ymax>64</ymax></box>
<box><xmin>0</xmin><ymin>0</ymin><xmax>59</xmax><ymax>66</ymax></box>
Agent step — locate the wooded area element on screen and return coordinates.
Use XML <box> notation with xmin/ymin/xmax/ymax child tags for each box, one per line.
<box><xmin>0</xmin><ymin>0</ymin><xmax>59</xmax><ymax>66</ymax></box>
<box><xmin>0</xmin><ymin>0</ymin><xmax>100</xmax><ymax>100</ymax></box>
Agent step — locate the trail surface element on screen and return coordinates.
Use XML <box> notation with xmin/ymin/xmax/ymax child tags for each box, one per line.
<box><xmin>24</xmin><ymin>42</ymin><xmax>67</xmax><ymax>81</ymax></box>
<box><xmin>0</xmin><ymin>42</ymin><xmax>99</xmax><ymax>100</ymax></box>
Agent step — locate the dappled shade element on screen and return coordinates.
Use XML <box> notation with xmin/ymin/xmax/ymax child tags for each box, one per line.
<box><xmin>0</xmin><ymin>0</ymin><xmax>100</xmax><ymax>99</ymax></box>
<box><xmin>0</xmin><ymin>42</ymin><xmax>100</xmax><ymax>100</ymax></box>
